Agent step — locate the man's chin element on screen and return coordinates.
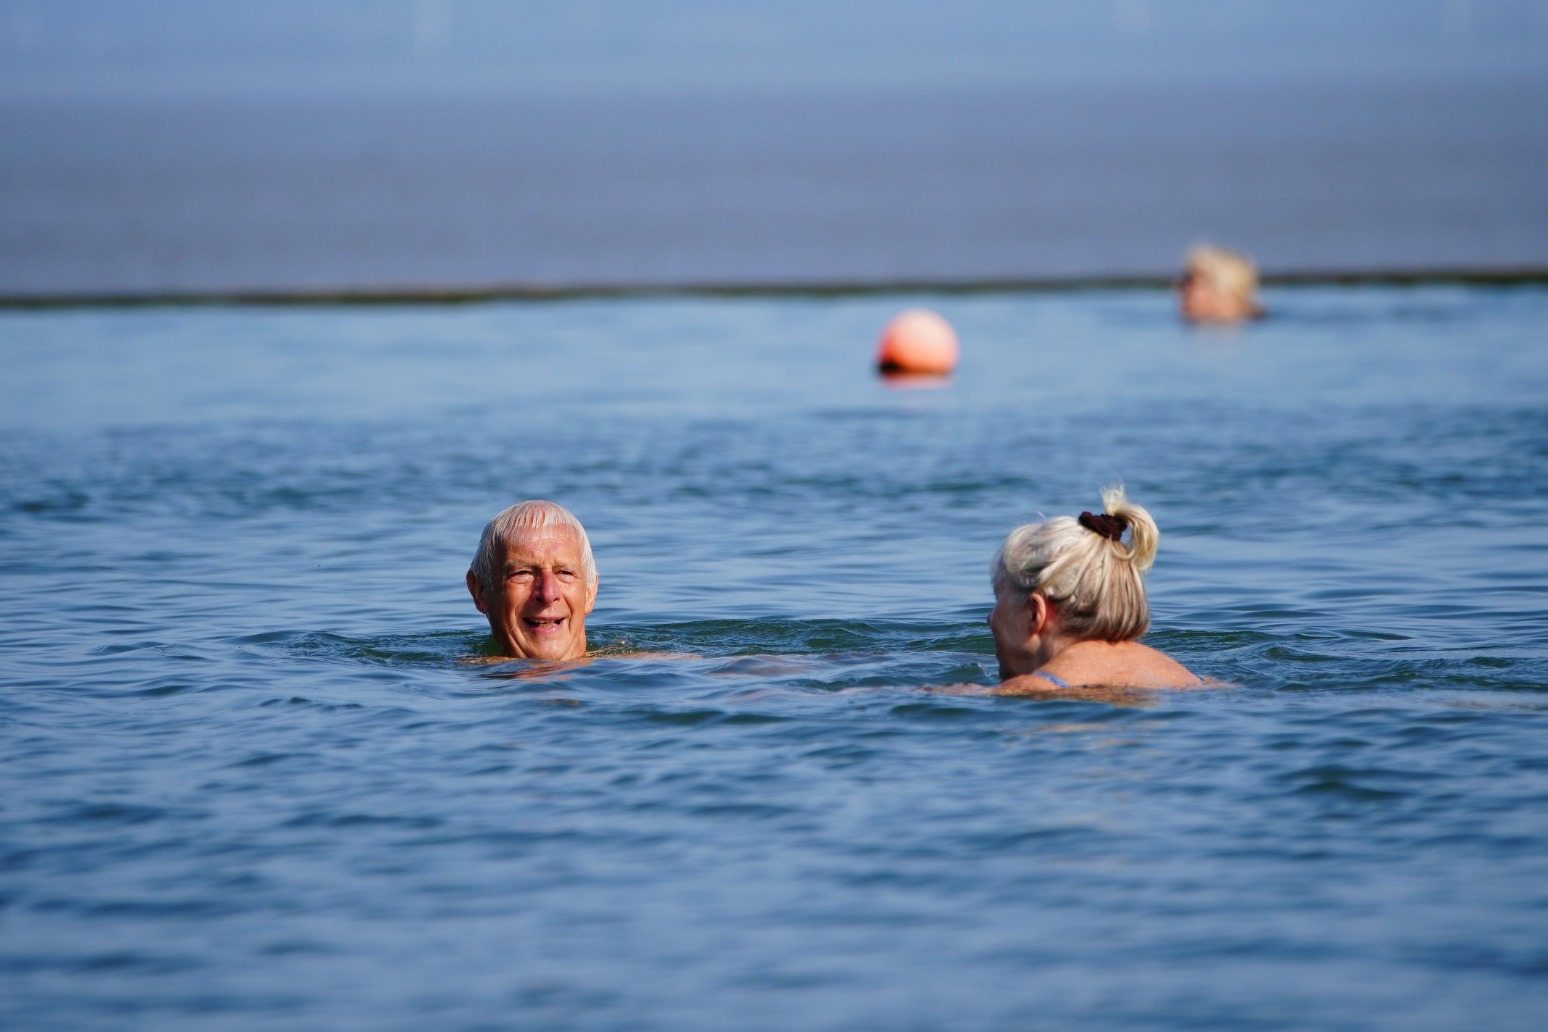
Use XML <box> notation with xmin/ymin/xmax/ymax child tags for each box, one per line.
<box><xmin>507</xmin><ymin>634</ymin><xmax>586</xmax><ymax>662</ymax></box>
<box><xmin>500</xmin><ymin>618</ymin><xmax>571</xmax><ymax>658</ymax></box>
<box><xmin>524</xmin><ymin>647</ymin><xmax>583</xmax><ymax>662</ymax></box>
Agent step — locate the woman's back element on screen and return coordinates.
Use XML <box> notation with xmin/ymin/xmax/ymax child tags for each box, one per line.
<box><xmin>996</xmin><ymin>639</ymin><xmax>1199</xmax><ymax>693</ymax></box>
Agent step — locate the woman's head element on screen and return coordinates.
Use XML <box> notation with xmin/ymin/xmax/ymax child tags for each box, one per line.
<box><xmin>1178</xmin><ymin>245</ymin><xmax>1263</xmax><ymax>323</ymax></box>
<box><xmin>991</xmin><ymin>485</ymin><xmax>1158</xmax><ymax>644</ymax></box>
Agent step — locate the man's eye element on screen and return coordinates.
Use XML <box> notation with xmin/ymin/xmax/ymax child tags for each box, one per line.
<box><xmin>507</xmin><ymin>569</ymin><xmax>534</xmax><ymax>580</ymax></box>
<box><xmin>557</xmin><ymin>569</ymin><xmax>576</xmax><ymax>580</ymax></box>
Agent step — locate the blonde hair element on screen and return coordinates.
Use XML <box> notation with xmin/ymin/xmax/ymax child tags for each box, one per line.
<box><xmin>469</xmin><ymin>500</ymin><xmax>596</xmax><ymax>589</ymax></box>
<box><xmin>1185</xmin><ymin>245</ymin><xmax>1262</xmax><ymax>313</ymax></box>
<box><xmin>992</xmin><ymin>485</ymin><xmax>1158</xmax><ymax>642</ymax></box>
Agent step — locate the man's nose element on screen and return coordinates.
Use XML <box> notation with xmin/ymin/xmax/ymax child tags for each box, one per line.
<box><xmin>534</xmin><ymin>570</ymin><xmax>561</xmax><ymax>601</ymax></box>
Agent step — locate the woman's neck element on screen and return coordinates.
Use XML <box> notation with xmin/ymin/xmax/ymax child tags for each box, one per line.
<box><xmin>1033</xmin><ymin>626</ymin><xmax>1081</xmax><ymax>669</ymax></box>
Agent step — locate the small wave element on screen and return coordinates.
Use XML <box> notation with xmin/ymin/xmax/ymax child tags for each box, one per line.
<box><xmin>1278</xmin><ymin>764</ymin><xmax>1433</xmax><ymax>801</ymax></box>
<box><xmin>238</xmin><ymin>629</ymin><xmax>479</xmax><ymax>666</ymax></box>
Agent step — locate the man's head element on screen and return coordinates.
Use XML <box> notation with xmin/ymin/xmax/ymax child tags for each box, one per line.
<box><xmin>466</xmin><ymin>500</ymin><xmax>598</xmax><ymax>660</ymax></box>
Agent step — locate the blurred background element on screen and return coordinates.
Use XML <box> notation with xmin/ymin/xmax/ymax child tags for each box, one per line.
<box><xmin>2</xmin><ymin>0</ymin><xmax>1546</xmax><ymax>297</ymax></box>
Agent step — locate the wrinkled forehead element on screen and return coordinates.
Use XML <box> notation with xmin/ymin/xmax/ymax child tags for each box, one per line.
<box><xmin>497</xmin><ymin>523</ymin><xmax>584</xmax><ymax>561</ymax></box>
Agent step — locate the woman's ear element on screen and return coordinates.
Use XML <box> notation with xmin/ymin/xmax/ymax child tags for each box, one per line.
<box><xmin>1028</xmin><ymin>592</ymin><xmax>1050</xmax><ymax>637</ymax></box>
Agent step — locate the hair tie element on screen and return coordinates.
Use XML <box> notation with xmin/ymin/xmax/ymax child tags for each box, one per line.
<box><xmin>1078</xmin><ymin>511</ymin><xmax>1128</xmax><ymax>541</ymax></box>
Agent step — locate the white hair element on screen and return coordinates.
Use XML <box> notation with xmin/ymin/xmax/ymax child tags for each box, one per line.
<box><xmin>992</xmin><ymin>485</ymin><xmax>1158</xmax><ymax>642</ymax></box>
<box><xmin>1185</xmin><ymin>245</ymin><xmax>1262</xmax><ymax>309</ymax></box>
<box><xmin>469</xmin><ymin>500</ymin><xmax>596</xmax><ymax>589</ymax></box>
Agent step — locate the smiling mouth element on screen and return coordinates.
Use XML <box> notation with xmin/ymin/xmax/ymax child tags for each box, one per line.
<box><xmin>523</xmin><ymin>617</ymin><xmax>565</xmax><ymax>631</ymax></box>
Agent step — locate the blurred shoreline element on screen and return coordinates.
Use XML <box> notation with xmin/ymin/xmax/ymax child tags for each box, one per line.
<box><xmin>5</xmin><ymin>266</ymin><xmax>1548</xmax><ymax>310</ymax></box>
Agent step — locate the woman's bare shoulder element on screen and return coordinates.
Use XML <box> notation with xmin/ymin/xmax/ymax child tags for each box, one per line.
<box><xmin>1003</xmin><ymin>642</ymin><xmax>1206</xmax><ymax>692</ymax></box>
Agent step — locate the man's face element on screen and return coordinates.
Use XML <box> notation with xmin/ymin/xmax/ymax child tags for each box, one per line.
<box><xmin>467</xmin><ymin>526</ymin><xmax>596</xmax><ymax>660</ymax></box>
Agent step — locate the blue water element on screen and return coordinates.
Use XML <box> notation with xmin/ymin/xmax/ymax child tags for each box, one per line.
<box><xmin>3</xmin><ymin>285</ymin><xmax>1548</xmax><ymax>1029</ymax></box>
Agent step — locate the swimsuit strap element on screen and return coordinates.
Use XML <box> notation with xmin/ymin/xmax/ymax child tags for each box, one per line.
<box><xmin>1031</xmin><ymin>671</ymin><xmax>1072</xmax><ymax>689</ymax></box>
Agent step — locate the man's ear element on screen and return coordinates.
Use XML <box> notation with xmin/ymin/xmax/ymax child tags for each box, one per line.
<box><xmin>466</xmin><ymin>570</ymin><xmax>489</xmax><ymax>614</ymax></box>
<box><xmin>583</xmin><ymin>575</ymin><xmax>598</xmax><ymax>616</ymax></box>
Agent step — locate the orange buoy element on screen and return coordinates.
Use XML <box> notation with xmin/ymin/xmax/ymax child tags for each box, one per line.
<box><xmin>876</xmin><ymin>309</ymin><xmax>959</xmax><ymax>376</ymax></box>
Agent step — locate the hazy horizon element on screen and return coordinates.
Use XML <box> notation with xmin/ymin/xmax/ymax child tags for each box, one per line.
<box><xmin>4</xmin><ymin>2</ymin><xmax>1546</xmax><ymax>294</ymax></box>
<box><xmin>4</xmin><ymin>1</ymin><xmax>1546</xmax><ymax>100</ymax></box>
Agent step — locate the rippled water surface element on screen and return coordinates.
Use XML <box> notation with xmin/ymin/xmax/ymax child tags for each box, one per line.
<box><xmin>3</xmin><ymin>286</ymin><xmax>1548</xmax><ymax>1030</ymax></box>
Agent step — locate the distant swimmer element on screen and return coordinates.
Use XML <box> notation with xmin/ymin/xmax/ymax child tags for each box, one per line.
<box><xmin>1177</xmin><ymin>244</ymin><xmax>1265</xmax><ymax>324</ymax></box>
<box><xmin>988</xmin><ymin>486</ymin><xmax>1201</xmax><ymax>693</ymax></box>
<box><xmin>466</xmin><ymin>500</ymin><xmax>597</xmax><ymax>661</ymax></box>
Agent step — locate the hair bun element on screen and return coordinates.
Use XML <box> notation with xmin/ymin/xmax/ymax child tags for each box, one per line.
<box><xmin>1078</xmin><ymin>511</ymin><xmax>1127</xmax><ymax>541</ymax></box>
